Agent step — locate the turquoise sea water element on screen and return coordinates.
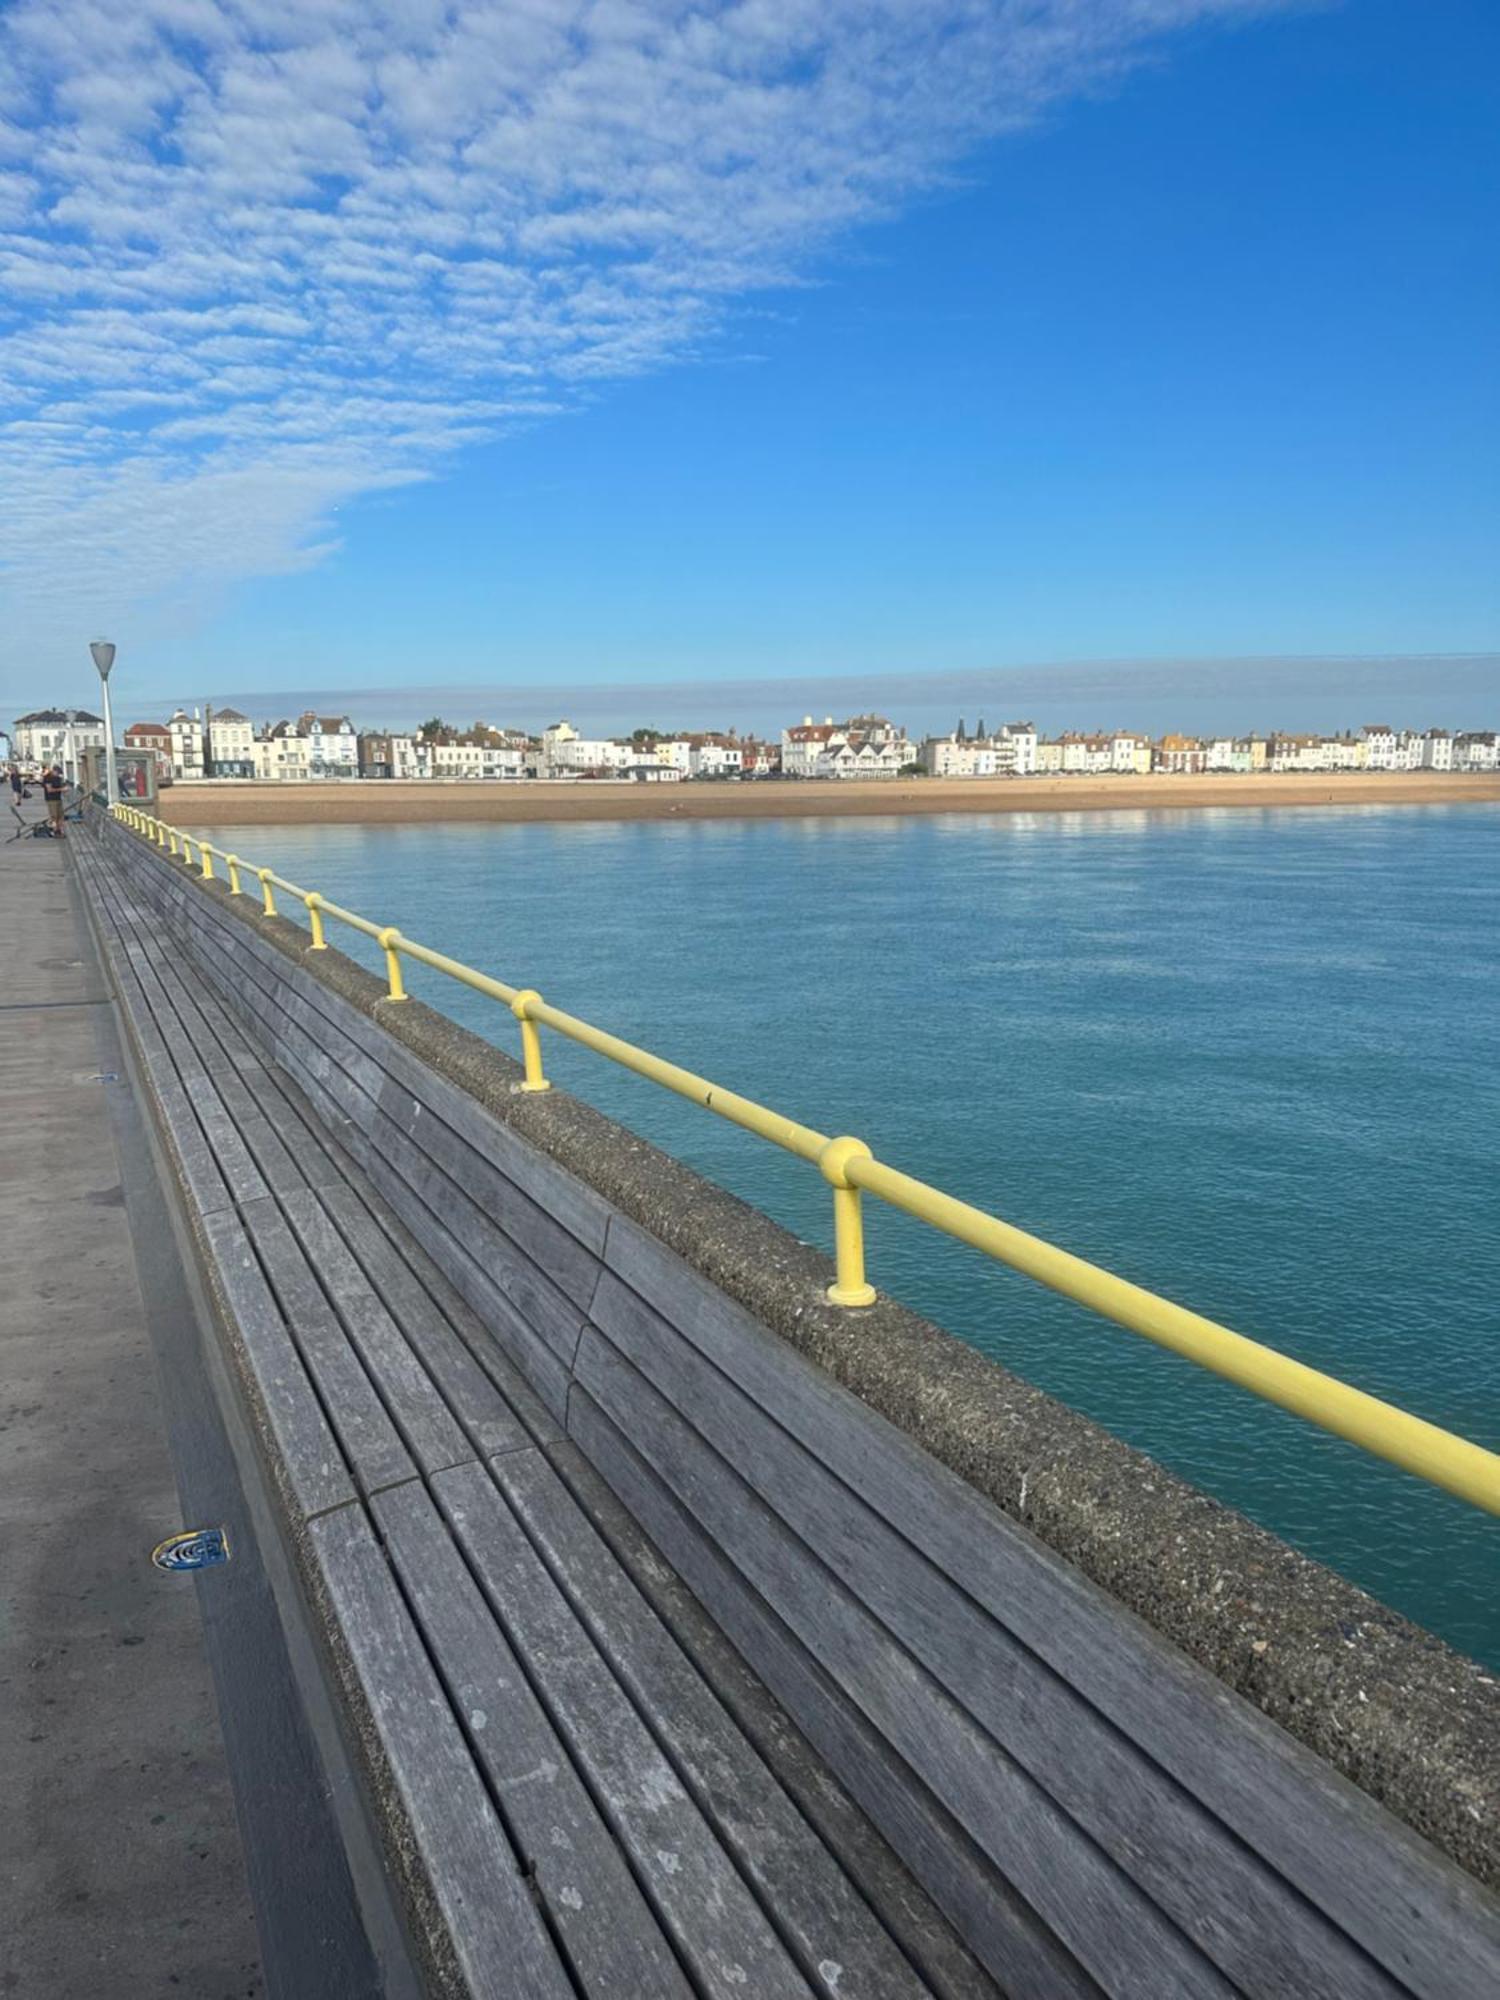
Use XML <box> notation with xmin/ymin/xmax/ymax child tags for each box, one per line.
<box><xmin>202</xmin><ymin>802</ymin><xmax>1500</xmax><ymax>1666</ymax></box>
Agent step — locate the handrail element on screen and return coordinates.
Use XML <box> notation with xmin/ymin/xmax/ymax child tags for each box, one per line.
<box><xmin>107</xmin><ymin>803</ymin><xmax>1500</xmax><ymax>1515</ymax></box>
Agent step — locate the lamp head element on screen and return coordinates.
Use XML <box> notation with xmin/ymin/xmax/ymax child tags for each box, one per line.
<box><xmin>89</xmin><ymin>640</ymin><xmax>116</xmax><ymax>680</ymax></box>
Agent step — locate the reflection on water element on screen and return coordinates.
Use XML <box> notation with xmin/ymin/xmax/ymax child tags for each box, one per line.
<box><xmin>199</xmin><ymin>800</ymin><xmax>1500</xmax><ymax>1665</ymax></box>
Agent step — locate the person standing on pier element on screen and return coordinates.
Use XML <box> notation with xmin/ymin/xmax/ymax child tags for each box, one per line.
<box><xmin>40</xmin><ymin>763</ymin><xmax>65</xmax><ymax>837</ymax></box>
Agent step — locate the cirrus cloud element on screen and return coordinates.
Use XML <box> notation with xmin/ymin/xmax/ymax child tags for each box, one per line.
<box><xmin>1</xmin><ymin>0</ymin><xmax>1290</xmax><ymax>667</ymax></box>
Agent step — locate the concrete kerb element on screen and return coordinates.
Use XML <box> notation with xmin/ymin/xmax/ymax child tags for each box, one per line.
<box><xmin>97</xmin><ymin>811</ymin><xmax>1500</xmax><ymax>1892</ymax></box>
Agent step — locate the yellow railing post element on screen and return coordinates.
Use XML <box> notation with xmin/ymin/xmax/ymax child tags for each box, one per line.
<box><xmin>378</xmin><ymin>927</ymin><xmax>408</xmax><ymax>1002</ymax></box>
<box><xmin>225</xmin><ymin>855</ymin><xmax>242</xmax><ymax>895</ymax></box>
<box><xmin>257</xmin><ymin>868</ymin><xmax>277</xmax><ymax>918</ymax></box>
<box><xmin>820</xmin><ymin>1137</ymin><xmax>877</xmax><ymax>1306</ymax></box>
<box><xmin>305</xmin><ymin>892</ymin><xmax>327</xmax><ymax>949</ymax></box>
<box><xmin>510</xmin><ymin>991</ymin><xmax>551</xmax><ymax>1092</ymax></box>
<box><xmin>200</xmin><ymin>842</ymin><xmax>215</xmax><ymax>881</ymax></box>
<box><xmin>168</xmin><ymin>828</ymin><xmax>180</xmax><ymax>858</ymax></box>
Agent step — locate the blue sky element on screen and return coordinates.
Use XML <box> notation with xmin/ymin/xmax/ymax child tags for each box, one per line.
<box><xmin>2</xmin><ymin>0</ymin><xmax>1496</xmax><ymax>725</ymax></box>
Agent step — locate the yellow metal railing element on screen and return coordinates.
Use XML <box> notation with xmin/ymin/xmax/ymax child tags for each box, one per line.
<box><xmin>107</xmin><ymin>803</ymin><xmax>1500</xmax><ymax>1516</ymax></box>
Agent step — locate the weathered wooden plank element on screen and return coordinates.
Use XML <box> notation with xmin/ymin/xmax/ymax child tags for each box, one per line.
<box><xmin>371</xmin><ymin>1479</ymin><xmax>695</xmax><ymax>1999</ymax></box>
<box><xmin>179</xmin><ymin>1076</ymin><xmax>272</xmax><ymax>1208</ymax></box>
<box><xmin>366</xmin><ymin>1030</ymin><xmax>613</xmax><ymax>1255</ymax></box>
<box><xmin>201</xmin><ymin>1063</ymin><xmax>310</xmax><ymax>1198</ymax></box>
<box><xmin>353</xmin><ymin>1140</ymin><xmax>577</xmax><ymax>1427</ymax></box>
<box><xmin>494</xmin><ymin>1442</ymin><xmax>947</xmax><ymax>2000</ymax></box>
<box><xmin>604</xmin><ymin>1217</ymin><xmax>1500</xmax><ymax>2000</ymax></box>
<box><xmin>589</xmin><ymin>1269</ymin><xmax>1398</xmax><ymax>2000</ymax></box>
<box><xmin>235</xmin><ymin>1060</ymin><xmax>350</xmax><ymax>1192</ymax></box>
<box><xmin>241</xmin><ymin>1198</ymin><xmax>416</xmax><ymax>1497</ymax></box>
<box><xmin>199</xmin><ymin>1209</ymin><xmax>356</xmax><ymax>1522</ymax></box>
<box><xmin>162</xmin><ymin>962</ymin><xmax>269</xmax><ymax>1077</ymax></box>
<box><xmin>149</xmin><ymin>1074</ymin><xmax>236</xmax><ymax>1218</ymax></box>
<box><xmin>431</xmin><ymin>1459</ymin><xmax>816</xmax><ymax>2000</ymax></box>
<box><xmin>129</xmin><ymin>953</ymin><xmax>213</xmax><ymax>1088</ymax></box>
<box><xmin>307</xmin><ymin>1505</ymin><xmax>574</xmax><ymax>1999</ymax></box>
<box><xmin>362</xmin><ymin>1111</ymin><xmax>591</xmax><ymax>1372</ymax></box>
<box><xmin>376</xmin><ymin>1073</ymin><xmax>605</xmax><ymax>1309</ymax></box>
<box><xmin>118</xmin><ymin>941</ymin><xmax>273</xmax><ymax>1206</ymax></box>
<box><xmin>147</xmin><ymin>949</ymin><xmax>260</xmax><ymax>1080</ymax></box>
<box><xmin>567</xmin><ymin>1390</ymin><xmax>1099</xmax><ymax>2000</ymax></box>
<box><xmin>546</xmin><ymin>1435</ymin><xmax>1009</xmax><ymax>2000</ymax></box>
<box><xmin>277</xmin><ymin>1189</ymin><xmax>474</xmax><ymax>1477</ymax></box>
<box><xmin>324</xmin><ymin>1160</ymin><xmax>562</xmax><ymax>1446</ymax></box>
<box><xmin>573</xmin><ymin>1334</ymin><xmax>1235</xmax><ymax>2000</ymax></box>
<box><xmin>316</xmin><ymin>1182</ymin><xmax>533</xmax><ymax>1460</ymax></box>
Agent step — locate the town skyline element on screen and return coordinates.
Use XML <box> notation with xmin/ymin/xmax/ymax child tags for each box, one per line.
<box><xmin>16</xmin><ymin>702</ymin><xmax>1498</xmax><ymax>790</ymax></box>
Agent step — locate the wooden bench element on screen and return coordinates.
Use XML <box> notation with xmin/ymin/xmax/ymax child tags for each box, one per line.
<box><xmin>76</xmin><ymin>833</ymin><xmax>997</xmax><ymax>1999</ymax></box>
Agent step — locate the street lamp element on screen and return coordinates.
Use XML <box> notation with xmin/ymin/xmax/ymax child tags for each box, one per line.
<box><xmin>89</xmin><ymin>640</ymin><xmax>118</xmax><ymax>806</ymax></box>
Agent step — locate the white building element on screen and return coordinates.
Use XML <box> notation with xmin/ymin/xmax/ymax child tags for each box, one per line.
<box><xmin>12</xmin><ymin>708</ymin><xmax>107</xmax><ymax>781</ymax></box>
<box><xmin>996</xmin><ymin>723</ymin><xmax>1038</xmax><ymax>775</ymax></box>
<box><xmin>1057</xmin><ymin>733</ymin><xmax>1113</xmax><ymax>775</ymax></box>
<box><xmin>1455</xmin><ymin>731</ymin><xmax>1498</xmax><ymax>771</ymax></box>
<box><xmin>1360</xmin><ymin>724</ymin><xmax>1425</xmax><ymax>771</ymax></box>
<box><xmin>1034</xmin><ymin>739</ymin><xmax>1064</xmax><ymax>774</ymax></box>
<box><xmin>1361</xmin><ymin>723</ymin><xmax>1397</xmax><ymax>770</ymax></box>
<box><xmin>428</xmin><ymin>736</ymin><xmax>530</xmax><ymax>780</ymax></box>
<box><xmin>297</xmin><ymin>712</ymin><xmax>358</xmax><ymax>777</ymax></box>
<box><xmin>541</xmin><ymin>720</ymin><xmax>631</xmax><ymax>774</ymax></box>
<box><xmin>652</xmin><ymin>738</ymin><xmax>693</xmax><ymax>775</ymax></box>
<box><xmin>687</xmin><ymin>735</ymin><xmax>743</xmax><ymax>778</ymax></box>
<box><xmin>923</xmin><ymin>721</ymin><xmax>1037</xmax><ymax>778</ymax></box>
<box><xmin>781</xmin><ymin>715</ymin><xmax>912</xmax><ymax>779</ymax></box>
<box><xmin>387</xmin><ymin>735</ymin><xmax>431</xmax><ymax>780</ymax></box>
<box><xmin>208</xmin><ymin>707</ymin><xmax>255</xmax><ymax>777</ymax></box>
<box><xmin>1418</xmin><ymin>730</ymin><xmax>1453</xmax><ymax>771</ymax></box>
<box><xmin>624</xmin><ymin>758</ymin><xmax>684</xmax><ymax>783</ymax></box>
<box><xmin>167</xmin><ymin>708</ymin><xmax>205</xmax><ymax>780</ymax></box>
<box><xmin>253</xmin><ymin>728</ymin><xmax>311</xmax><ymax>781</ymax></box>
<box><xmin>1110</xmin><ymin>732</ymin><xmax>1152</xmax><ymax>774</ymax></box>
<box><xmin>1267</xmin><ymin>733</ymin><xmax>1328</xmax><ymax>773</ymax></box>
<box><xmin>921</xmin><ymin>738</ymin><xmax>999</xmax><ymax>778</ymax></box>
<box><xmin>1333</xmin><ymin>735</ymin><xmax>1367</xmax><ymax>770</ymax></box>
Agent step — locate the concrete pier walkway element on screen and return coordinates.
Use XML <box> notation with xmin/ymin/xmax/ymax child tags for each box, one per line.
<box><xmin>0</xmin><ymin>821</ymin><xmax>261</xmax><ymax>1995</ymax></box>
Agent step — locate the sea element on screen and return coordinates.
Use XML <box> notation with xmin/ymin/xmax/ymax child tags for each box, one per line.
<box><xmin>201</xmin><ymin>801</ymin><xmax>1500</xmax><ymax>1667</ymax></box>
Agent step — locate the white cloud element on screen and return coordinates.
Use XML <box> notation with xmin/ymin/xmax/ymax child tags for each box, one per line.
<box><xmin>0</xmin><ymin>0</ymin><xmax>1289</xmax><ymax>668</ymax></box>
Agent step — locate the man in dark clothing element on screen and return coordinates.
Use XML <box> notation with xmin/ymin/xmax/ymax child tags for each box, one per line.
<box><xmin>40</xmin><ymin>763</ymin><xmax>66</xmax><ymax>836</ymax></box>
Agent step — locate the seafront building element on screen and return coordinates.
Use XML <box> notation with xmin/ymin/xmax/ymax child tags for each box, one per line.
<box><xmin>12</xmin><ymin>706</ymin><xmax>106</xmax><ymax>782</ymax></box>
<box><xmin>781</xmin><ymin>714</ymin><xmax>915</xmax><ymax>777</ymax></box>
<box><xmin>208</xmin><ymin>707</ymin><xmax>256</xmax><ymax>778</ymax></box>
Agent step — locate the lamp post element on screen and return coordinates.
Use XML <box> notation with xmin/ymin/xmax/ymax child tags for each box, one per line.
<box><xmin>89</xmin><ymin>640</ymin><xmax>118</xmax><ymax>805</ymax></box>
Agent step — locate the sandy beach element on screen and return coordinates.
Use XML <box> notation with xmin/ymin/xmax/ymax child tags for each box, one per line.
<box><xmin>156</xmin><ymin>770</ymin><xmax>1500</xmax><ymax>827</ymax></box>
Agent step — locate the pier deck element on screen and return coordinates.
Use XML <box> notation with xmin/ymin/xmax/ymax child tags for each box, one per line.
<box><xmin>0</xmin><ymin>823</ymin><xmax>260</xmax><ymax>1996</ymax></box>
<box><xmin>72</xmin><ymin>825</ymin><xmax>992</xmax><ymax>1997</ymax></box>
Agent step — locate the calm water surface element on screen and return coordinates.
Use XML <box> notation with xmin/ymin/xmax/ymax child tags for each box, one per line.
<box><xmin>205</xmin><ymin>802</ymin><xmax>1500</xmax><ymax>1665</ymax></box>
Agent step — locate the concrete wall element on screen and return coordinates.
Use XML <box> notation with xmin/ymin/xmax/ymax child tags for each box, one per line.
<box><xmin>91</xmin><ymin>813</ymin><xmax>1500</xmax><ymax>1997</ymax></box>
